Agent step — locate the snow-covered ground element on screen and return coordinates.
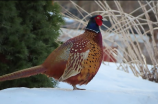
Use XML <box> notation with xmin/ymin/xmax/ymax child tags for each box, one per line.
<box><xmin>0</xmin><ymin>62</ymin><xmax>158</xmax><ymax>104</ymax></box>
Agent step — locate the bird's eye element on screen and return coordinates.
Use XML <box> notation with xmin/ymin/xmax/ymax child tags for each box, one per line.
<box><xmin>97</xmin><ymin>17</ymin><xmax>100</xmax><ymax>19</ymax></box>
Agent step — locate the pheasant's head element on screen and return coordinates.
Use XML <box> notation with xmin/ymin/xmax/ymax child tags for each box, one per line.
<box><xmin>93</xmin><ymin>15</ymin><xmax>103</xmax><ymax>26</ymax></box>
<box><xmin>86</xmin><ymin>15</ymin><xmax>103</xmax><ymax>33</ymax></box>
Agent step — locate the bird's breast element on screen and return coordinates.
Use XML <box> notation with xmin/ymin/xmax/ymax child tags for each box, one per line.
<box><xmin>65</xmin><ymin>32</ymin><xmax>103</xmax><ymax>85</ymax></box>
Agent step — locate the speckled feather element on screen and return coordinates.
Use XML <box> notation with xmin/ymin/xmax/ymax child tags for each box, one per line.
<box><xmin>43</xmin><ymin>30</ymin><xmax>103</xmax><ymax>86</ymax></box>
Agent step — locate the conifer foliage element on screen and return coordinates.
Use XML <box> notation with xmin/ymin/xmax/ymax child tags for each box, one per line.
<box><xmin>0</xmin><ymin>1</ymin><xmax>64</xmax><ymax>90</ymax></box>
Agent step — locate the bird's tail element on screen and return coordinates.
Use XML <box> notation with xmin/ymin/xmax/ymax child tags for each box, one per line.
<box><xmin>0</xmin><ymin>65</ymin><xmax>46</xmax><ymax>82</ymax></box>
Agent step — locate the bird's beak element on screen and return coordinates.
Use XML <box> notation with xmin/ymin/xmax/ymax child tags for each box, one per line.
<box><xmin>102</xmin><ymin>18</ymin><xmax>108</xmax><ymax>21</ymax></box>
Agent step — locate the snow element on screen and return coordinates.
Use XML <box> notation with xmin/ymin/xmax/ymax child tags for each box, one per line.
<box><xmin>0</xmin><ymin>62</ymin><xmax>158</xmax><ymax>104</ymax></box>
<box><xmin>48</xmin><ymin>12</ymin><xmax>74</xmax><ymax>23</ymax></box>
<box><xmin>63</xmin><ymin>17</ymin><xmax>74</xmax><ymax>23</ymax></box>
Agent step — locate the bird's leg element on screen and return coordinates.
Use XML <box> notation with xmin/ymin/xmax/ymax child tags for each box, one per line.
<box><xmin>73</xmin><ymin>85</ymin><xmax>86</xmax><ymax>90</ymax></box>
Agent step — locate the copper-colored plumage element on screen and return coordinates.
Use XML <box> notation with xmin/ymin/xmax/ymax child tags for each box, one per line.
<box><xmin>43</xmin><ymin>30</ymin><xmax>103</xmax><ymax>86</ymax></box>
<box><xmin>0</xmin><ymin>15</ymin><xmax>103</xmax><ymax>90</ymax></box>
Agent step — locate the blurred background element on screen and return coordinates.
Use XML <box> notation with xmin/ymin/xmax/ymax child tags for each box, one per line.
<box><xmin>57</xmin><ymin>1</ymin><xmax>157</xmax><ymax>29</ymax></box>
<box><xmin>56</xmin><ymin>0</ymin><xmax>158</xmax><ymax>64</ymax></box>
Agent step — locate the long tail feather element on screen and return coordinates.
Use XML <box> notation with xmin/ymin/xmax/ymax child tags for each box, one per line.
<box><xmin>0</xmin><ymin>65</ymin><xmax>46</xmax><ymax>82</ymax></box>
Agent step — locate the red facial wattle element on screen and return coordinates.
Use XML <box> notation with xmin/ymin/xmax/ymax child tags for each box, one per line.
<box><xmin>96</xmin><ymin>20</ymin><xmax>102</xmax><ymax>26</ymax></box>
<box><xmin>95</xmin><ymin>15</ymin><xmax>103</xmax><ymax>26</ymax></box>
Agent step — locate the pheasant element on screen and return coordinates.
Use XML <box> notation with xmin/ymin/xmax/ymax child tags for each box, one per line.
<box><xmin>0</xmin><ymin>15</ymin><xmax>103</xmax><ymax>90</ymax></box>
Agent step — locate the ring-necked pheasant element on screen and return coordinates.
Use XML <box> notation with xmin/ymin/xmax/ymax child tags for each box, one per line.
<box><xmin>0</xmin><ymin>15</ymin><xmax>103</xmax><ymax>90</ymax></box>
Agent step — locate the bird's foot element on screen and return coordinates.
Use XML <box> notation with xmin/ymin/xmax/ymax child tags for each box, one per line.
<box><xmin>73</xmin><ymin>85</ymin><xmax>85</xmax><ymax>90</ymax></box>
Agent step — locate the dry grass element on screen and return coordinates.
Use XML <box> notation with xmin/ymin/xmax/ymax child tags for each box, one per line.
<box><xmin>58</xmin><ymin>1</ymin><xmax>158</xmax><ymax>82</ymax></box>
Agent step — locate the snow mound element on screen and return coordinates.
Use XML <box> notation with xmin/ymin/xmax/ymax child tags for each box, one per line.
<box><xmin>0</xmin><ymin>62</ymin><xmax>158</xmax><ymax>104</ymax></box>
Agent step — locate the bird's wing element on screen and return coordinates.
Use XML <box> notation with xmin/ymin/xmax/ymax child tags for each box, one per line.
<box><xmin>59</xmin><ymin>35</ymin><xmax>91</xmax><ymax>81</ymax></box>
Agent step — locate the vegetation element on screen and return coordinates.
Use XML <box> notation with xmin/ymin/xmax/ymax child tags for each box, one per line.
<box><xmin>0</xmin><ymin>1</ymin><xmax>64</xmax><ymax>90</ymax></box>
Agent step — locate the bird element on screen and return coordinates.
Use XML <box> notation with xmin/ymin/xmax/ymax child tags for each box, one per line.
<box><xmin>0</xmin><ymin>15</ymin><xmax>103</xmax><ymax>90</ymax></box>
